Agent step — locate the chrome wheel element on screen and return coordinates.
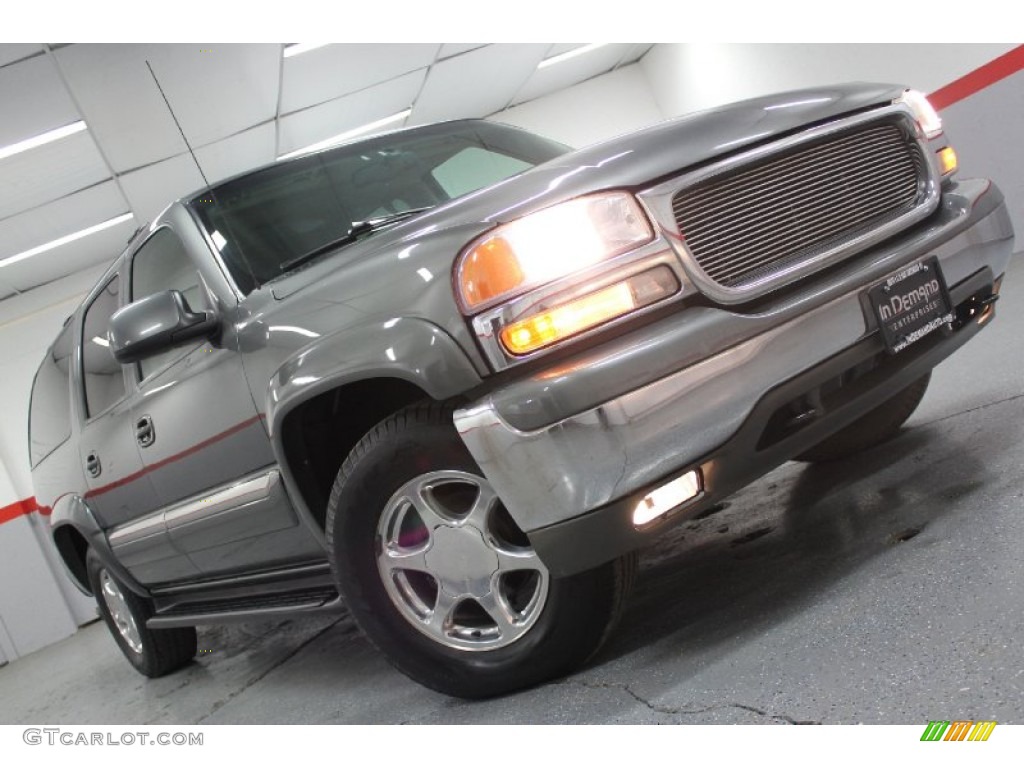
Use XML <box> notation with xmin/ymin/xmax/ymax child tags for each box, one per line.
<box><xmin>99</xmin><ymin>569</ymin><xmax>143</xmax><ymax>654</ymax></box>
<box><xmin>376</xmin><ymin>470</ymin><xmax>550</xmax><ymax>651</ymax></box>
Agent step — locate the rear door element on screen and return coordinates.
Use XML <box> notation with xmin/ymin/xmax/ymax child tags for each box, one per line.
<box><xmin>126</xmin><ymin>224</ymin><xmax>321</xmax><ymax>576</ymax></box>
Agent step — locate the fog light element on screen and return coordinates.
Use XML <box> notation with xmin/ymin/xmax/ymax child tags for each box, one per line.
<box><xmin>632</xmin><ymin>470</ymin><xmax>702</xmax><ymax>527</ymax></box>
<box><xmin>938</xmin><ymin>146</ymin><xmax>958</xmax><ymax>175</ymax></box>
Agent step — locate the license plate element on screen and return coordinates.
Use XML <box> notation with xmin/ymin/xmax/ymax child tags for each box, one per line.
<box><xmin>868</xmin><ymin>257</ymin><xmax>953</xmax><ymax>354</ymax></box>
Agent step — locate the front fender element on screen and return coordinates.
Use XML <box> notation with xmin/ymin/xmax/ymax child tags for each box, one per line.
<box><xmin>265</xmin><ymin>316</ymin><xmax>482</xmax><ymax>439</ymax></box>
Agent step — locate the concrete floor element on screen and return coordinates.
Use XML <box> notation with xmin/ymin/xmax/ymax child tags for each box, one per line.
<box><xmin>2</xmin><ymin>262</ymin><xmax>1022</xmax><ymax>725</ymax></box>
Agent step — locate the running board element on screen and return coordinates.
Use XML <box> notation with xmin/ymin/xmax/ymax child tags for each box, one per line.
<box><xmin>147</xmin><ymin>587</ymin><xmax>343</xmax><ymax>628</ymax></box>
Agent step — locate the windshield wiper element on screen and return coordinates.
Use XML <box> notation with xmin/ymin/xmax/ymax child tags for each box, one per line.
<box><xmin>280</xmin><ymin>207</ymin><xmax>434</xmax><ymax>274</ymax></box>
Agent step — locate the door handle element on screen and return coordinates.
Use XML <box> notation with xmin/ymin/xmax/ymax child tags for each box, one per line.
<box><xmin>85</xmin><ymin>452</ymin><xmax>101</xmax><ymax>478</ymax></box>
<box><xmin>135</xmin><ymin>415</ymin><xmax>156</xmax><ymax>448</ymax></box>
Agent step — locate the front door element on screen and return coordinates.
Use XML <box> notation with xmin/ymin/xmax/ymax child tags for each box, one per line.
<box><xmin>77</xmin><ymin>273</ymin><xmax>200</xmax><ymax>584</ymax></box>
<box><xmin>126</xmin><ymin>225</ymin><xmax>322</xmax><ymax>577</ymax></box>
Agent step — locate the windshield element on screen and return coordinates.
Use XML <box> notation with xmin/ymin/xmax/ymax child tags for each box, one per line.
<box><xmin>189</xmin><ymin>121</ymin><xmax>571</xmax><ymax>293</ymax></box>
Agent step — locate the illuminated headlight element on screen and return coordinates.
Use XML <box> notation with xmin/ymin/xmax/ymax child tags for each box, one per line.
<box><xmin>895</xmin><ymin>89</ymin><xmax>943</xmax><ymax>139</ymax></box>
<box><xmin>455</xmin><ymin>192</ymin><xmax>655</xmax><ymax>312</ymax></box>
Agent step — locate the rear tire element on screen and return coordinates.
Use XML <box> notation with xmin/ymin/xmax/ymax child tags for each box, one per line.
<box><xmin>796</xmin><ymin>373</ymin><xmax>931</xmax><ymax>463</ymax></box>
<box><xmin>86</xmin><ymin>550</ymin><xmax>196</xmax><ymax>677</ymax></box>
<box><xmin>326</xmin><ymin>402</ymin><xmax>635</xmax><ymax>699</ymax></box>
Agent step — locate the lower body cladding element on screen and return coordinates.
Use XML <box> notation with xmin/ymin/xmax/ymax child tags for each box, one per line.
<box><xmin>454</xmin><ymin>180</ymin><xmax>1014</xmax><ymax>577</ymax></box>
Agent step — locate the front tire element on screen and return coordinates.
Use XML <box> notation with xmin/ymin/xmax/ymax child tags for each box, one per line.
<box><xmin>326</xmin><ymin>402</ymin><xmax>634</xmax><ymax>699</ymax></box>
<box><xmin>86</xmin><ymin>550</ymin><xmax>196</xmax><ymax>677</ymax></box>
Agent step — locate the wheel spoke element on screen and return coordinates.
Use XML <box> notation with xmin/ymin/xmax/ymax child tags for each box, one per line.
<box><xmin>495</xmin><ymin>547</ymin><xmax>545</xmax><ymax>575</ymax></box>
<box><xmin>477</xmin><ymin>590</ymin><xmax>517</xmax><ymax>636</ymax></box>
<box><xmin>427</xmin><ymin>589</ymin><xmax>457</xmax><ymax>632</ymax></box>
<box><xmin>379</xmin><ymin>545</ymin><xmax>430</xmax><ymax>575</ymax></box>
<box><xmin>465</xmin><ymin>482</ymin><xmax>499</xmax><ymax>528</ymax></box>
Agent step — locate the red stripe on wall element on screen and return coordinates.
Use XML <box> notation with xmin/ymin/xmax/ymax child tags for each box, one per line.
<box><xmin>930</xmin><ymin>44</ymin><xmax>1024</xmax><ymax>110</ymax></box>
<box><xmin>0</xmin><ymin>496</ymin><xmax>38</xmax><ymax>525</ymax></box>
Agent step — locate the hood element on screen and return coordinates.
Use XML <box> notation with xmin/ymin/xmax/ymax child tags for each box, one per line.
<box><xmin>268</xmin><ymin>82</ymin><xmax>905</xmax><ymax>301</ymax></box>
<box><xmin>466</xmin><ymin>82</ymin><xmax>907</xmax><ymax>223</ymax></box>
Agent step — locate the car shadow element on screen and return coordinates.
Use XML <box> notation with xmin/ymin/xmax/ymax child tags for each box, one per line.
<box><xmin>595</xmin><ymin>419</ymin><xmax>995</xmax><ymax>669</ymax></box>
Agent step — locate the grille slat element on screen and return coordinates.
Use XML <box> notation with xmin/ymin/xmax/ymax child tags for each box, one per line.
<box><xmin>684</xmin><ymin>163</ymin><xmax>918</xmax><ymax>251</ymax></box>
<box><xmin>675</xmin><ymin>131</ymin><xmax>909</xmax><ymax>216</ymax></box>
<box><xmin>712</xmin><ymin>194</ymin><xmax>917</xmax><ymax>283</ymax></box>
<box><xmin>672</xmin><ymin>120</ymin><xmax>927</xmax><ymax>290</ymax></box>
<box><xmin>677</xmin><ymin>134</ymin><xmax>912</xmax><ymax>216</ymax></box>
<box><xmin>690</xmin><ymin>182</ymin><xmax>918</xmax><ymax>279</ymax></box>
<box><xmin>679</xmin><ymin>147</ymin><xmax>916</xmax><ymax>223</ymax></box>
<box><xmin>691</xmin><ymin>175</ymin><xmax>919</xmax><ymax>267</ymax></box>
<box><xmin>707</xmin><ymin>189</ymin><xmax>918</xmax><ymax>281</ymax></box>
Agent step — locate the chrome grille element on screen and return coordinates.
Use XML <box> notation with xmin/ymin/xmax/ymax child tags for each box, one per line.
<box><xmin>672</xmin><ymin>119</ymin><xmax>927</xmax><ymax>290</ymax></box>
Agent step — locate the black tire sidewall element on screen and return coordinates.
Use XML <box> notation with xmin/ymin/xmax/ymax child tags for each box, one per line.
<box><xmin>87</xmin><ymin>550</ymin><xmax>151</xmax><ymax>673</ymax></box>
<box><xmin>86</xmin><ymin>550</ymin><xmax>195</xmax><ymax>677</ymax></box>
<box><xmin>327</xmin><ymin>409</ymin><xmax>618</xmax><ymax>698</ymax></box>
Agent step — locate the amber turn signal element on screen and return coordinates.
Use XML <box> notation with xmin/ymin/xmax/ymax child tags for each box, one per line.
<box><xmin>938</xmin><ymin>146</ymin><xmax>958</xmax><ymax>176</ymax></box>
<box><xmin>459</xmin><ymin>236</ymin><xmax>525</xmax><ymax>310</ymax></box>
<box><xmin>499</xmin><ymin>267</ymin><xmax>678</xmax><ymax>356</ymax></box>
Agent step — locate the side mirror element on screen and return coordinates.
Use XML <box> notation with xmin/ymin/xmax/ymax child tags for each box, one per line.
<box><xmin>109</xmin><ymin>290</ymin><xmax>219</xmax><ymax>364</ymax></box>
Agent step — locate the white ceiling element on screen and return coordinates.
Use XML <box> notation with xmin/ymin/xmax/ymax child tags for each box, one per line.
<box><xmin>0</xmin><ymin>42</ymin><xmax>652</xmax><ymax>300</ymax></box>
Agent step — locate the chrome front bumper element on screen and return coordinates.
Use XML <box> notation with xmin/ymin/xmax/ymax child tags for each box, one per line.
<box><xmin>454</xmin><ymin>179</ymin><xmax>1014</xmax><ymax>555</ymax></box>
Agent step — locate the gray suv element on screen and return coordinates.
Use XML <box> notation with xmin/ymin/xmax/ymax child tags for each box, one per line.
<box><xmin>29</xmin><ymin>83</ymin><xmax>1015</xmax><ymax>698</ymax></box>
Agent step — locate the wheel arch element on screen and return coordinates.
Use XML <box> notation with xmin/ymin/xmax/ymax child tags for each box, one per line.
<box><xmin>268</xmin><ymin>318</ymin><xmax>483</xmax><ymax>537</ymax></box>
<box><xmin>52</xmin><ymin>523</ymin><xmax>91</xmax><ymax>595</ymax></box>
<box><xmin>49</xmin><ymin>493</ymin><xmax>149</xmax><ymax>598</ymax></box>
<box><xmin>279</xmin><ymin>377</ymin><xmax>435</xmax><ymax>534</ymax></box>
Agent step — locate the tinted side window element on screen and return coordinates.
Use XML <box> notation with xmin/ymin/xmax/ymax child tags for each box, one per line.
<box><xmin>130</xmin><ymin>228</ymin><xmax>210</xmax><ymax>380</ymax></box>
<box><xmin>82</xmin><ymin>276</ymin><xmax>126</xmax><ymax>418</ymax></box>
<box><xmin>29</xmin><ymin>322</ymin><xmax>74</xmax><ymax>466</ymax></box>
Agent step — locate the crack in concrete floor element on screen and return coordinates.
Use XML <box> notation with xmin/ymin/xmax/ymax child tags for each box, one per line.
<box><xmin>570</xmin><ymin>680</ymin><xmax>822</xmax><ymax>725</ymax></box>
<box><xmin>913</xmin><ymin>389</ymin><xmax>1024</xmax><ymax>428</ymax></box>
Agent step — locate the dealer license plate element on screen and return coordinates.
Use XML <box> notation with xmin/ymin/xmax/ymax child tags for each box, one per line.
<box><xmin>868</xmin><ymin>257</ymin><xmax>954</xmax><ymax>354</ymax></box>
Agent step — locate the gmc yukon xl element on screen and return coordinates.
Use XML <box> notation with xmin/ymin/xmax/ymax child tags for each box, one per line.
<box><xmin>28</xmin><ymin>84</ymin><xmax>1015</xmax><ymax>698</ymax></box>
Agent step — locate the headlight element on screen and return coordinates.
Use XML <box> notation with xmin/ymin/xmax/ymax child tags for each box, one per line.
<box><xmin>895</xmin><ymin>89</ymin><xmax>943</xmax><ymax>139</ymax></box>
<box><xmin>455</xmin><ymin>192</ymin><xmax>655</xmax><ymax>312</ymax></box>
